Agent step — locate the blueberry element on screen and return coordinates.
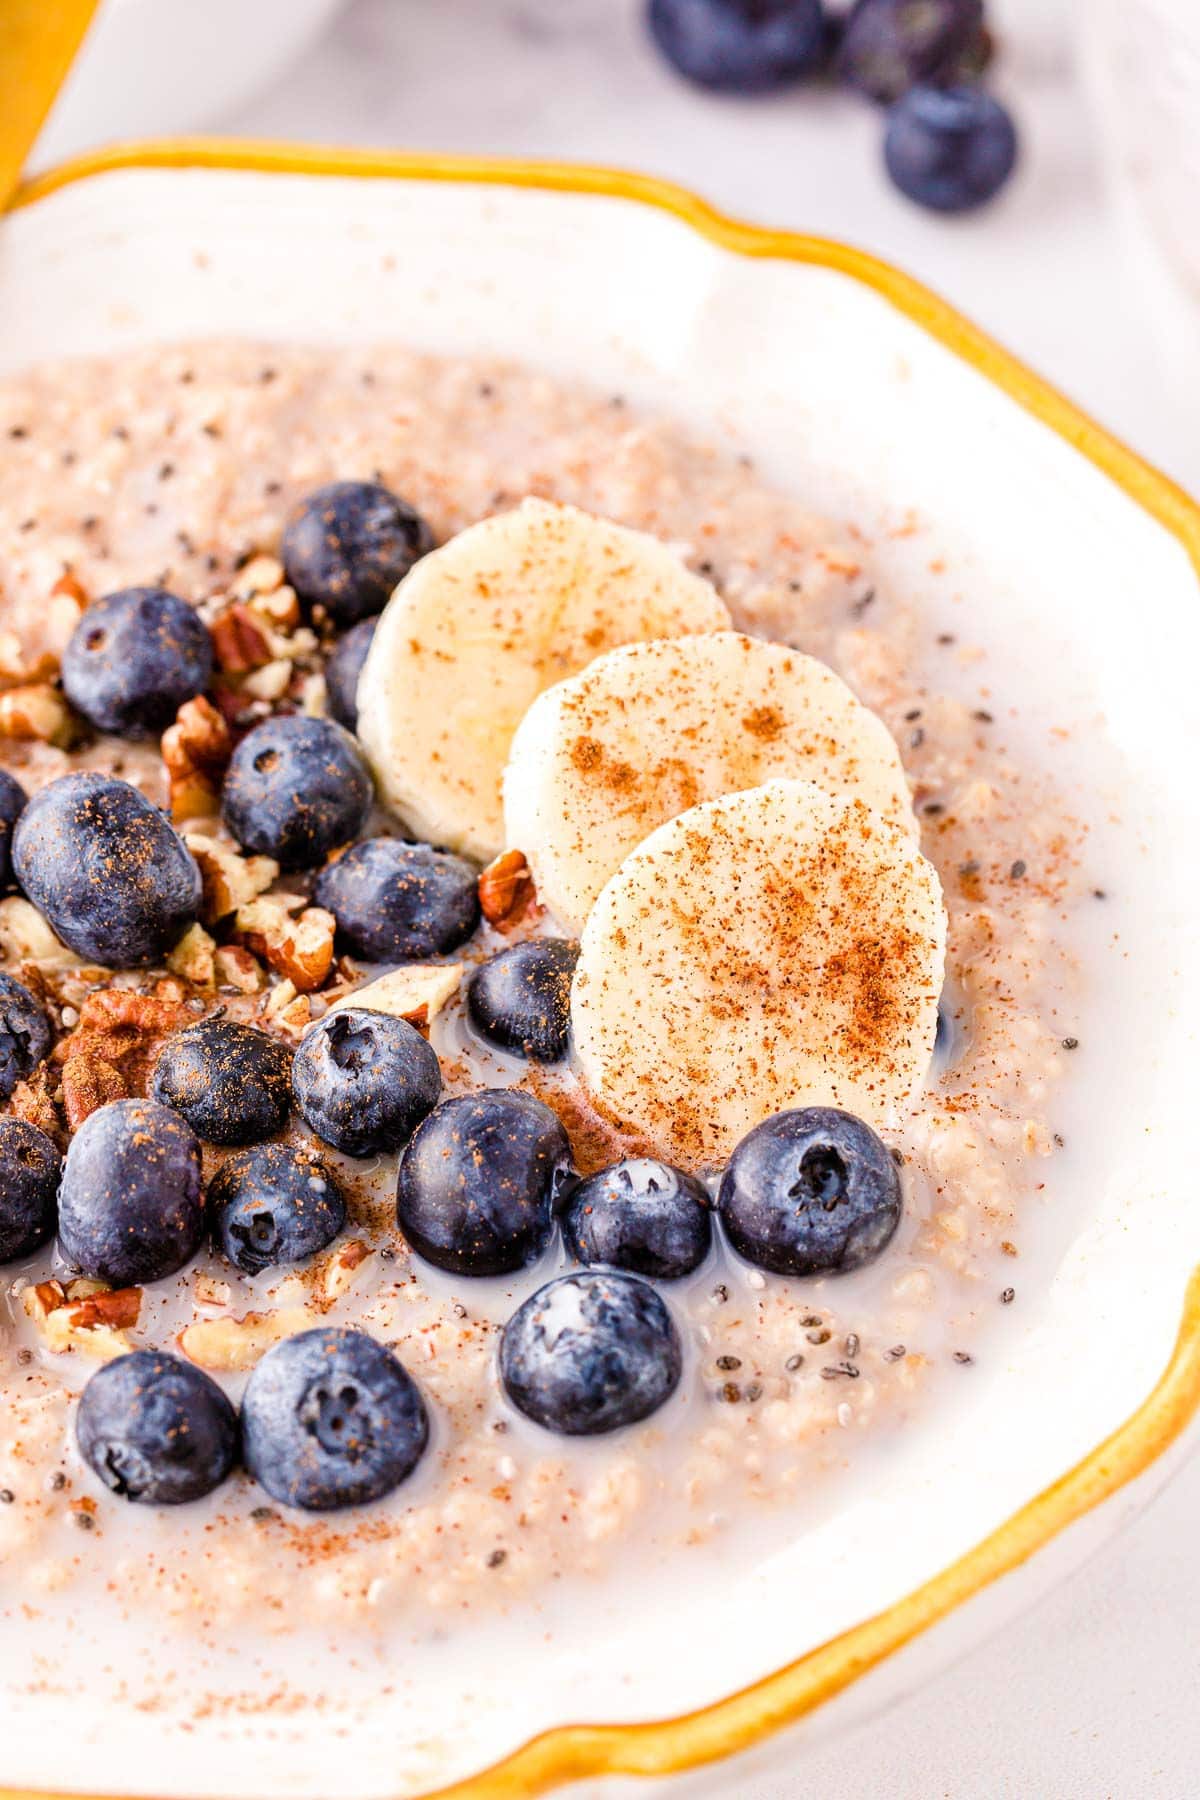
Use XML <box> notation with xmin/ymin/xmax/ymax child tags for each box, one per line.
<box><xmin>314</xmin><ymin>837</ymin><xmax>479</xmax><ymax>962</ymax></box>
<box><xmin>208</xmin><ymin>1142</ymin><xmax>346</xmax><ymax>1276</ymax></box>
<box><xmin>646</xmin><ymin>0</ymin><xmax>826</xmax><ymax>93</ymax></box>
<box><xmin>292</xmin><ymin>1007</ymin><xmax>442</xmax><ymax>1157</ymax></box>
<box><xmin>718</xmin><ymin>1106</ymin><xmax>902</xmax><ymax>1276</ymax></box>
<box><xmin>221</xmin><ymin>715</ymin><xmax>372</xmax><ymax>871</ymax></box>
<box><xmin>396</xmin><ymin>1090</ymin><xmax>572</xmax><ymax>1276</ymax></box>
<box><xmin>883</xmin><ymin>84</ymin><xmax>1017</xmax><ymax>213</ymax></box>
<box><xmin>76</xmin><ymin>1350</ymin><xmax>238</xmax><ymax>1505</ymax></box>
<box><xmin>0</xmin><ymin>973</ymin><xmax>52</xmax><ymax>1102</ymax></box>
<box><xmin>61</xmin><ymin>587</ymin><xmax>213</xmax><ymax>738</ymax></box>
<box><xmin>837</xmin><ymin>0</ymin><xmax>984</xmax><ymax>102</ymax></box>
<box><xmin>500</xmin><ymin>1270</ymin><xmax>682</xmax><ymax>1435</ymax></box>
<box><xmin>58</xmin><ymin>1098</ymin><xmax>204</xmax><ymax>1286</ymax></box>
<box><xmin>12</xmin><ymin>773</ymin><xmax>201</xmax><ymax>968</ymax></box>
<box><xmin>0</xmin><ymin>1117</ymin><xmax>61</xmax><ymax>1263</ymax></box>
<box><xmin>466</xmin><ymin>939</ymin><xmax>578</xmax><ymax>1063</ymax></box>
<box><xmin>151</xmin><ymin>1017</ymin><xmax>292</xmax><ymax>1146</ymax></box>
<box><xmin>0</xmin><ymin>768</ymin><xmax>28</xmax><ymax>890</ymax></box>
<box><xmin>241</xmin><ymin>1326</ymin><xmax>428</xmax><ymax>1511</ymax></box>
<box><xmin>282</xmin><ymin>481</ymin><xmax>435</xmax><ymax>628</ymax></box>
<box><xmin>561</xmin><ymin>1158</ymin><xmax>712</xmax><ymax>1280</ymax></box>
<box><xmin>325</xmin><ymin>618</ymin><xmax>376</xmax><ymax>731</ymax></box>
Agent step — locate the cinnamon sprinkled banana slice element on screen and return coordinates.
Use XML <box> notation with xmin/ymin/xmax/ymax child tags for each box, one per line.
<box><xmin>357</xmin><ymin>499</ymin><xmax>730</xmax><ymax>860</ymax></box>
<box><xmin>504</xmin><ymin>632</ymin><xmax>915</xmax><ymax>932</ymax></box>
<box><xmin>571</xmin><ymin>779</ymin><xmax>945</xmax><ymax>1169</ymax></box>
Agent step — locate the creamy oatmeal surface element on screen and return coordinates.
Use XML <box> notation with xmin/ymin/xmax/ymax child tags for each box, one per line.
<box><xmin>0</xmin><ymin>342</ymin><xmax>1091</xmax><ymax>1634</ymax></box>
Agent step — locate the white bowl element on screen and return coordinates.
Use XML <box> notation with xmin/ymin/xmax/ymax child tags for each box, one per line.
<box><xmin>2</xmin><ymin>150</ymin><xmax>1200</xmax><ymax>1800</ymax></box>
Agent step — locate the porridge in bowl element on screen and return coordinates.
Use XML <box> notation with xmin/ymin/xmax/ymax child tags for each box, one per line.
<box><xmin>0</xmin><ymin>341</ymin><xmax>1091</xmax><ymax>1635</ymax></box>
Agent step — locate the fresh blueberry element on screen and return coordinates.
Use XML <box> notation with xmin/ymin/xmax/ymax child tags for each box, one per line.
<box><xmin>221</xmin><ymin>715</ymin><xmax>372</xmax><ymax>871</ymax></box>
<box><xmin>396</xmin><ymin>1090</ymin><xmax>572</xmax><ymax>1276</ymax></box>
<box><xmin>500</xmin><ymin>1270</ymin><xmax>682</xmax><ymax>1435</ymax></box>
<box><xmin>837</xmin><ymin>0</ymin><xmax>984</xmax><ymax>102</ymax></box>
<box><xmin>561</xmin><ymin>1158</ymin><xmax>712</xmax><ymax>1281</ymax></box>
<box><xmin>58</xmin><ymin>1098</ymin><xmax>205</xmax><ymax>1286</ymax></box>
<box><xmin>241</xmin><ymin>1326</ymin><xmax>428</xmax><ymax>1511</ymax></box>
<box><xmin>647</xmin><ymin>0</ymin><xmax>826</xmax><ymax>92</ymax></box>
<box><xmin>466</xmin><ymin>939</ymin><xmax>578</xmax><ymax>1063</ymax></box>
<box><xmin>292</xmin><ymin>1007</ymin><xmax>442</xmax><ymax>1157</ymax></box>
<box><xmin>12</xmin><ymin>772</ymin><xmax>201</xmax><ymax>968</ymax></box>
<box><xmin>61</xmin><ymin>587</ymin><xmax>213</xmax><ymax>739</ymax></box>
<box><xmin>282</xmin><ymin>481</ymin><xmax>435</xmax><ymax>628</ymax></box>
<box><xmin>884</xmin><ymin>83</ymin><xmax>1017</xmax><ymax>213</ymax></box>
<box><xmin>0</xmin><ymin>1117</ymin><xmax>61</xmax><ymax>1263</ymax></box>
<box><xmin>151</xmin><ymin>1017</ymin><xmax>292</xmax><ymax>1146</ymax></box>
<box><xmin>718</xmin><ymin>1106</ymin><xmax>902</xmax><ymax>1276</ymax></box>
<box><xmin>0</xmin><ymin>973</ymin><xmax>52</xmax><ymax>1102</ymax></box>
<box><xmin>314</xmin><ymin>837</ymin><xmax>479</xmax><ymax>962</ymax></box>
<box><xmin>325</xmin><ymin>618</ymin><xmax>376</xmax><ymax>731</ymax></box>
<box><xmin>208</xmin><ymin>1142</ymin><xmax>345</xmax><ymax>1276</ymax></box>
<box><xmin>0</xmin><ymin>768</ymin><xmax>28</xmax><ymax>890</ymax></box>
<box><xmin>76</xmin><ymin>1350</ymin><xmax>238</xmax><ymax>1505</ymax></box>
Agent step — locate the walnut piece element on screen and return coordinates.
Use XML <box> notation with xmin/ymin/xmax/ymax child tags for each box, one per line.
<box><xmin>184</xmin><ymin>834</ymin><xmax>279</xmax><ymax>923</ymax></box>
<box><xmin>236</xmin><ymin>897</ymin><xmax>335</xmax><ymax>992</ymax></box>
<box><xmin>329</xmin><ymin>963</ymin><xmax>463</xmax><ymax>1028</ymax></box>
<box><xmin>178</xmin><ymin>1306</ymin><xmax>311</xmax><ymax>1372</ymax></box>
<box><xmin>478</xmin><ymin>849</ymin><xmax>536</xmax><ymax>927</ymax></box>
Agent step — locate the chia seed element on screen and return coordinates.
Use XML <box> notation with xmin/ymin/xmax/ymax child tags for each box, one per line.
<box><xmin>1062</xmin><ymin>1036</ymin><xmax>1079</xmax><ymax>1050</ymax></box>
<box><xmin>1010</xmin><ymin>859</ymin><xmax>1027</xmax><ymax>880</ymax></box>
<box><xmin>711</xmin><ymin>1284</ymin><xmax>729</xmax><ymax>1304</ymax></box>
<box><xmin>715</xmin><ymin>1354</ymin><xmax>741</xmax><ymax>1371</ymax></box>
<box><xmin>953</xmin><ymin>1351</ymin><xmax>973</xmax><ymax>1366</ymax></box>
<box><xmin>885</xmin><ymin>1345</ymin><xmax>906</xmax><ymax>1362</ymax></box>
<box><xmin>785</xmin><ymin>1354</ymin><xmax>804</xmax><ymax>1372</ymax></box>
<box><xmin>486</xmin><ymin>1548</ymin><xmax>507</xmax><ymax>1568</ymax></box>
<box><xmin>0</xmin><ymin>1488</ymin><xmax>13</xmax><ymax>1504</ymax></box>
<box><xmin>1000</xmin><ymin>1287</ymin><xmax>1015</xmax><ymax>1304</ymax></box>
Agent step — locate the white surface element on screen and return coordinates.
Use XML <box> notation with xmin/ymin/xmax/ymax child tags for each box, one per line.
<box><xmin>28</xmin><ymin>1</ymin><xmax>1200</xmax><ymax>1795</ymax></box>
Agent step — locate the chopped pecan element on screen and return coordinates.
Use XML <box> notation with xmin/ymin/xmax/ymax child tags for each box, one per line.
<box><xmin>50</xmin><ymin>570</ymin><xmax>90</xmax><ymax>608</ymax></box>
<box><xmin>8</xmin><ymin>1065</ymin><xmax>64</xmax><ymax>1145</ymax></box>
<box><xmin>478</xmin><ymin>849</ymin><xmax>536</xmax><ymax>927</ymax></box>
<box><xmin>166</xmin><ymin>922</ymin><xmax>217</xmax><ymax>988</ymax></box>
<box><xmin>211</xmin><ymin>602</ymin><xmax>273</xmax><ymax>674</ymax></box>
<box><xmin>228</xmin><ymin>555</ymin><xmax>286</xmax><ymax>603</ymax></box>
<box><xmin>0</xmin><ymin>897</ymin><xmax>84</xmax><ymax>969</ymax></box>
<box><xmin>22</xmin><ymin>1278</ymin><xmax>140</xmax><ymax>1358</ymax></box>
<box><xmin>179</xmin><ymin>1306</ymin><xmax>310</xmax><ymax>1372</ymax></box>
<box><xmin>0</xmin><ymin>683</ymin><xmax>76</xmax><ymax>747</ymax></box>
<box><xmin>329</xmin><ymin>963</ymin><xmax>463</xmax><ymax>1028</ymax></box>
<box><xmin>241</xmin><ymin>657</ymin><xmax>292</xmax><ymax>702</ymax></box>
<box><xmin>61</xmin><ymin>1053</ymin><xmax>127</xmax><ymax>1129</ymax></box>
<box><xmin>261</xmin><ymin>979</ymin><xmax>311</xmax><ymax>1035</ymax></box>
<box><xmin>57</xmin><ymin>987</ymin><xmax>193</xmax><ymax>1095</ymax></box>
<box><xmin>184</xmin><ymin>833</ymin><xmax>279</xmax><ymax>923</ymax></box>
<box><xmin>161</xmin><ymin>695</ymin><xmax>232</xmax><ymax>822</ymax></box>
<box><xmin>311</xmin><ymin>1239</ymin><xmax>372</xmax><ymax>1314</ymax></box>
<box><xmin>213</xmin><ymin>944</ymin><xmax>265</xmax><ymax>993</ymax></box>
<box><xmin>236</xmin><ymin>897</ymin><xmax>335</xmax><ymax>992</ymax></box>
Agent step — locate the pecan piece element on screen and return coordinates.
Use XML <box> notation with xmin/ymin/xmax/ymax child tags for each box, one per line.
<box><xmin>236</xmin><ymin>898</ymin><xmax>335</xmax><ymax>992</ymax></box>
<box><xmin>161</xmin><ymin>694</ymin><xmax>232</xmax><ymax>823</ymax></box>
<box><xmin>8</xmin><ymin>1065</ymin><xmax>64</xmax><ymax>1146</ymax></box>
<box><xmin>184</xmin><ymin>834</ymin><xmax>279</xmax><ymax>923</ymax></box>
<box><xmin>0</xmin><ymin>683</ymin><xmax>76</xmax><ymax>747</ymax></box>
<box><xmin>478</xmin><ymin>849</ymin><xmax>536</xmax><ymax>927</ymax></box>
<box><xmin>211</xmin><ymin>603</ymin><xmax>273</xmax><ymax>674</ymax></box>
<box><xmin>328</xmin><ymin>963</ymin><xmax>463</xmax><ymax>1028</ymax></box>
<box><xmin>61</xmin><ymin>1053</ymin><xmax>127</xmax><ymax>1129</ymax></box>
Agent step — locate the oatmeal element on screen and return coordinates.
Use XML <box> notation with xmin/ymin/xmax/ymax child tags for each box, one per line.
<box><xmin>0</xmin><ymin>341</ymin><xmax>1090</xmax><ymax>1635</ymax></box>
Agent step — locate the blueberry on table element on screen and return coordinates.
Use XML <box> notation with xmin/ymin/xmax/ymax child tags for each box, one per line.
<box><xmin>76</xmin><ymin>1351</ymin><xmax>238</xmax><ymax>1505</ymax></box>
<box><xmin>718</xmin><ymin>1106</ymin><xmax>902</xmax><ymax>1276</ymax></box>
<box><xmin>61</xmin><ymin>587</ymin><xmax>214</xmax><ymax>739</ymax></box>
<box><xmin>221</xmin><ymin>715</ymin><xmax>372</xmax><ymax>870</ymax></box>
<box><xmin>292</xmin><ymin>1006</ymin><xmax>442</xmax><ymax>1157</ymax></box>
<box><xmin>58</xmin><ymin>1098</ymin><xmax>205</xmax><ymax>1286</ymax></box>
<box><xmin>0</xmin><ymin>768</ymin><xmax>28</xmax><ymax>890</ymax></box>
<box><xmin>12</xmin><ymin>772</ymin><xmax>201</xmax><ymax>968</ymax></box>
<box><xmin>396</xmin><ymin>1090</ymin><xmax>572</xmax><ymax>1276</ymax></box>
<box><xmin>500</xmin><ymin>1270</ymin><xmax>682</xmax><ymax>1436</ymax></box>
<box><xmin>241</xmin><ymin>1326</ymin><xmax>428</xmax><ymax>1511</ymax></box>
<box><xmin>883</xmin><ymin>84</ymin><xmax>1017</xmax><ymax>213</ymax></box>
<box><xmin>0</xmin><ymin>1117</ymin><xmax>61</xmax><ymax>1263</ymax></box>
<box><xmin>325</xmin><ymin>617</ymin><xmax>377</xmax><ymax>732</ymax></box>
<box><xmin>314</xmin><ymin>837</ymin><xmax>479</xmax><ymax>962</ymax></box>
<box><xmin>561</xmin><ymin>1157</ymin><xmax>712</xmax><ymax>1281</ymax></box>
<box><xmin>646</xmin><ymin>0</ymin><xmax>826</xmax><ymax>93</ymax></box>
<box><xmin>282</xmin><ymin>481</ymin><xmax>435</xmax><ymax>628</ymax></box>
<box><xmin>467</xmin><ymin>939</ymin><xmax>578</xmax><ymax>1064</ymax></box>
<box><xmin>0</xmin><ymin>972</ymin><xmax>52</xmax><ymax>1102</ymax></box>
<box><xmin>151</xmin><ymin>1016</ymin><xmax>292</xmax><ymax>1146</ymax></box>
<box><xmin>208</xmin><ymin>1142</ymin><xmax>346</xmax><ymax>1276</ymax></box>
<box><xmin>837</xmin><ymin>0</ymin><xmax>985</xmax><ymax>103</ymax></box>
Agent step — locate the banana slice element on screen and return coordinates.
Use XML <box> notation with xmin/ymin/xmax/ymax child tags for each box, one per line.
<box><xmin>571</xmin><ymin>778</ymin><xmax>945</xmax><ymax>1169</ymax></box>
<box><xmin>357</xmin><ymin>499</ymin><xmax>730</xmax><ymax>860</ymax></box>
<box><xmin>503</xmin><ymin>632</ymin><xmax>914</xmax><ymax>932</ymax></box>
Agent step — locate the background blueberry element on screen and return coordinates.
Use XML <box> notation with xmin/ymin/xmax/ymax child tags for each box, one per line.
<box><xmin>884</xmin><ymin>83</ymin><xmax>1017</xmax><ymax>213</ymax></box>
<box><xmin>12</xmin><ymin>772</ymin><xmax>201</xmax><ymax>968</ymax></box>
<box><xmin>837</xmin><ymin>0</ymin><xmax>985</xmax><ymax>103</ymax></box>
<box><xmin>282</xmin><ymin>481</ymin><xmax>435</xmax><ymax>628</ymax></box>
<box><xmin>209</xmin><ymin>1142</ymin><xmax>346</xmax><ymax>1276</ymax></box>
<box><xmin>0</xmin><ymin>1117</ymin><xmax>61</xmax><ymax>1263</ymax></box>
<box><xmin>152</xmin><ymin>1017</ymin><xmax>292</xmax><ymax>1146</ymax></box>
<box><xmin>58</xmin><ymin>1098</ymin><xmax>205</xmax><ymax>1286</ymax></box>
<box><xmin>241</xmin><ymin>1326</ymin><xmax>428</xmax><ymax>1511</ymax></box>
<box><xmin>76</xmin><ymin>1351</ymin><xmax>239</xmax><ymax>1505</ymax></box>
<box><xmin>396</xmin><ymin>1090</ymin><xmax>572</xmax><ymax>1276</ymax></box>
<box><xmin>0</xmin><ymin>768</ymin><xmax>28</xmax><ymax>890</ymax></box>
<box><xmin>325</xmin><ymin>617</ymin><xmax>377</xmax><ymax>731</ymax></box>
<box><xmin>314</xmin><ymin>837</ymin><xmax>479</xmax><ymax>962</ymax></box>
<box><xmin>0</xmin><ymin>972</ymin><xmax>52</xmax><ymax>1102</ymax></box>
<box><xmin>221</xmin><ymin>715</ymin><xmax>372</xmax><ymax>870</ymax></box>
<box><xmin>646</xmin><ymin>0</ymin><xmax>826</xmax><ymax>93</ymax></box>
<box><xmin>718</xmin><ymin>1106</ymin><xmax>902</xmax><ymax>1276</ymax></box>
<box><xmin>500</xmin><ymin>1270</ymin><xmax>682</xmax><ymax>1435</ymax></box>
<box><xmin>561</xmin><ymin>1157</ymin><xmax>712</xmax><ymax>1280</ymax></box>
<box><xmin>61</xmin><ymin>587</ymin><xmax>214</xmax><ymax>739</ymax></box>
<box><xmin>292</xmin><ymin>1006</ymin><xmax>442</xmax><ymax>1157</ymax></box>
<box><xmin>467</xmin><ymin>939</ymin><xmax>579</xmax><ymax>1063</ymax></box>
